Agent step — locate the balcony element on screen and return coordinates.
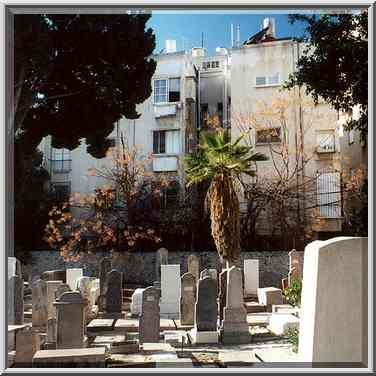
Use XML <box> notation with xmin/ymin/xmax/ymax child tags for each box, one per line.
<box><xmin>153</xmin><ymin>156</ymin><xmax>178</xmax><ymax>172</ymax></box>
<box><xmin>154</xmin><ymin>104</ymin><xmax>177</xmax><ymax>118</ymax></box>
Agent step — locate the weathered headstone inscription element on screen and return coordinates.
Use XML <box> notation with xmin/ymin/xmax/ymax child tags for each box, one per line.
<box><xmin>139</xmin><ymin>287</ymin><xmax>160</xmax><ymax>344</ymax></box>
<box><xmin>54</xmin><ymin>291</ymin><xmax>85</xmax><ymax>349</ymax></box>
<box><xmin>8</xmin><ymin>275</ymin><xmax>24</xmax><ymax>325</ymax></box>
<box><xmin>105</xmin><ymin>270</ymin><xmax>122</xmax><ymax>315</ymax></box>
<box><xmin>187</xmin><ymin>255</ymin><xmax>200</xmax><ymax>281</ymax></box>
<box><xmin>222</xmin><ymin>266</ymin><xmax>251</xmax><ymax>344</ymax></box>
<box><xmin>32</xmin><ymin>279</ymin><xmax>47</xmax><ymax>328</ymax></box>
<box><xmin>180</xmin><ymin>272</ymin><xmax>196</xmax><ymax>326</ymax></box>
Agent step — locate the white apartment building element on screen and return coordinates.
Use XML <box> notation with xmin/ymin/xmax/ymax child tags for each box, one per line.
<box><xmin>230</xmin><ymin>18</ymin><xmax>343</xmax><ymax>235</ymax></box>
<box><xmin>41</xmin><ymin>17</ymin><xmax>345</xmax><ymax>235</ymax></box>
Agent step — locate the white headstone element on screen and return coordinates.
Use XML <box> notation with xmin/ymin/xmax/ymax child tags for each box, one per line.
<box><xmin>66</xmin><ymin>268</ymin><xmax>83</xmax><ymax>291</ymax></box>
<box><xmin>298</xmin><ymin>237</ymin><xmax>368</xmax><ymax>364</ymax></box>
<box><xmin>160</xmin><ymin>264</ymin><xmax>181</xmax><ymax>319</ymax></box>
<box><xmin>130</xmin><ymin>288</ymin><xmax>146</xmax><ymax>316</ymax></box>
<box><xmin>8</xmin><ymin>257</ymin><xmax>21</xmax><ymax>279</ymax></box>
<box><xmin>244</xmin><ymin>259</ymin><xmax>259</xmax><ymax>295</ymax></box>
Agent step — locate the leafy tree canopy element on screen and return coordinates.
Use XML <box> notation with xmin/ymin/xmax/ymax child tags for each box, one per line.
<box><xmin>284</xmin><ymin>12</ymin><xmax>368</xmax><ymax>141</ymax></box>
<box><xmin>14</xmin><ymin>13</ymin><xmax>156</xmax><ymax>157</ymax></box>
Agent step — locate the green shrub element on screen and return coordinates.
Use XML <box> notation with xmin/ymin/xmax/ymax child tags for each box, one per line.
<box><xmin>283</xmin><ymin>278</ymin><xmax>302</xmax><ymax>307</ymax></box>
<box><xmin>285</xmin><ymin>327</ymin><xmax>299</xmax><ymax>353</ymax></box>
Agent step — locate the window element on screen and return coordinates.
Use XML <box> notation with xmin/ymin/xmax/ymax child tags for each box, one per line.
<box><xmin>200</xmin><ymin>103</ymin><xmax>208</xmax><ymax>128</ymax></box>
<box><xmin>154</xmin><ymin>78</ymin><xmax>180</xmax><ymax>104</ymax></box>
<box><xmin>256</xmin><ymin>127</ymin><xmax>281</xmax><ymax>144</ymax></box>
<box><xmin>202</xmin><ymin>61</ymin><xmax>220</xmax><ymax>70</ymax></box>
<box><xmin>51</xmin><ymin>148</ymin><xmax>72</xmax><ymax>172</ymax></box>
<box><xmin>255</xmin><ymin>73</ymin><xmax>280</xmax><ymax>86</ymax></box>
<box><xmin>317</xmin><ymin>131</ymin><xmax>335</xmax><ymax>153</ymax></box>
<box><xmin>317</xmin><ymin>171</ymin><xmax>341</xmax><ymax>218</ymax></box>
<box><xmin>153</xmin><ymin>130</ymin><xmax>180</xmax><ymax>154</ymax></box>
<box><xmin>51</xmin><ymin>182</ymin><xmax>71</xmax><ymax>202</ymax></box>
<box><xmin>153</xmin><ymin>131</ymin><xmax>166</xmax><ymax>154</ymax></box>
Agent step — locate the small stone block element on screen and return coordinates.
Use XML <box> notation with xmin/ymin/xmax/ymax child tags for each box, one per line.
<box><xmin>32</xmin><ymin>347</ymin><xmax>106</xmax><ymax>368</ymax></box>
<box><xmin>189</xmin><ymin>328</ymin><xmax>219</xmax><ymax>344</ymax></box>
<box><xmin>267</xmin><ymin>313</ymin><xmax>300</xmax><ymax>336</ymax></box>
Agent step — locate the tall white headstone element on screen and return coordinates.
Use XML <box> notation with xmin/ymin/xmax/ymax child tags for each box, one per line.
<box><xmin>298</xmin><ymin>237</ymin><xmax>368</xmax><ymax>364</ymax></box>
<box><xmin>66</xmin><ymin>268</ymin><xmax>83</xmax><ymax>291</ymax></box>
<box><xmin>243</xmin><ymin>259</ymin><xmax>259</xmax><ymax>296</ymax></box>
<box><xmin>160</xmin><ymin>264</ymin><xmax>181</xmax><ymax>319</ymax></box>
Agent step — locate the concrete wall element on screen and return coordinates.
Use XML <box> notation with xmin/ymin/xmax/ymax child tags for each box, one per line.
<box><xmin>298</xmin><ymin>237</ymin><xmax>368</xmax><ymax>364</ymax></box>
<box><xmin>26</xmin><ymin>249</ymin><xmax>301</xmax><ymax>289</ymax></box>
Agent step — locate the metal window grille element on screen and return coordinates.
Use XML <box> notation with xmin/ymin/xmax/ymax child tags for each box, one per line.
<box><xmin>316</xmin><ymin>170</ymin><xmax>342</xmax><ymax>218</ymax></box>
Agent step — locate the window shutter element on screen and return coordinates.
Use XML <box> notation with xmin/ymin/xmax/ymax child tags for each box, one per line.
<box><xmin>317</xmin><ymin>171</ymin><xmax>341</xmax><ymax>218</ymax></box>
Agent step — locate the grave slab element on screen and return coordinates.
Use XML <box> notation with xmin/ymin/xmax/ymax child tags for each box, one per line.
<box><xmin>267</xmin><ymin>313</ymin><xmax>299</xmax><ymax>336</ymax></box>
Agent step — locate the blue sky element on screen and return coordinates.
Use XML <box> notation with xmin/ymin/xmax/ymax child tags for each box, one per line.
<box><xmin>147</xmin><ymin>10</ymin><xmax>311</xmax><ymax>54</ymax></box>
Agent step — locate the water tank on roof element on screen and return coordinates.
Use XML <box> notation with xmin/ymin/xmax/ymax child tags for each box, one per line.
<box><xmin>263</xmin><ymin>17</ymin><xmax>276</xmax><ymax>37</ymax></box>
<box><xmin>166</xmin><ymin>40</ymin><xmax>177</xmax><ymax>53</ymax></box>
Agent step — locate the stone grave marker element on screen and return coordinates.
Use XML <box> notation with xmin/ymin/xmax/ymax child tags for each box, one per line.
<box><xmin>54</xmin><ymin>291</ymin><xmax>85</xmax><ymax>349</ymax></box>
<box><xmin>32</xmin><ymin>279</ymin><xmax>47</xmax><ymax>328</ymax></box>
<box><xmin>104</xmin><ymin>270</ymin><xmax>122</xmax><ymax>316</ymax></box>
<box><xmin>187</xmin><ymin>255</ymin><xmax>200</xmax><ymax>281</ymax></box>
<box><xmin>288</xmin><ymin>249</ymin><xmax>303</xmax><ymax>286</ymax></box>
<box><xmin>130</xmin><ymin>288</ymin><xmax>146</xmax><ymax>317</ymax></box>
<box><xmin>76</xmin><ymin>276</ymin><xmax>94</xmax><ymax>322</ymax></box>
<box><xmin>139</xmin><ymin>287</ymin><xmax>160</xmax><ymax>344</ymax></box>
<box><xmin>218</xmin><ymin>269</ymin><xmax>228</xmax><ymax>323</ymax></box>
<box><xmin>54</xmin><ymin>284</ymin><xmax>71</xmax><ymax>300</ymax></box>
<box><xmin>180</xmin><ymin>272</ymin><xmax>196</xmax><ymax>326</ymax></box>
<box><xmin>8</xmin><ymin>257</ymin><xmax>22</xmax><ymax>279</ymax></box>
<box><xmin>46</xmin><ymin>281</ymin><xmax>63</xmax><ymax>320</ymax></box>
<box><xmin>41</xmin><ymin>270</ymin><xmax>66</xmax><ymax>283</ymax></box>
<box><xmin>222</xmin><ymin>266</ymin><xmax>251</xmax><ymax>344</ymax></box>
<box><xmin>66</xmin><ymin>268</ymin><xmax>83</xmax><ymax>291</ymax></box>
<box><xmin>15</xmin><ymin>326</ymin><xmax>40</xmax><ymax>367</ymax></box>
<box><xmin>298</xmin><ymin>237</ymin><xmax>368</xmax><ymax>364</ymax></box>
<box><xmin>257</xmin><ymin>287</ymin><xmax>283</xmax><ymax>312</ymax></box>
<box><xmin>99</xmin><ymin>258</ymin><xmax>111</xmax><ymax>311</ymax></box>
<box><xmin>243</xmin><ymin>259</ymin><xmax>259</xmax><ymax>296</ymax></box>
<box><xmin>160</xmin><ymin>264</ymin><xmax>180</xmax><ymax>319</ymax></box>
<box><xmin>190</xmin><ymin>276</ymin><xmax>218</xmax><ymax>343</ymax></box>
<box><xmin>8</xmin><ymin>275</ymin><xmax>24</xmax><ymax>325</ymax></box>
<box><xmin>155</xmin><ymin>247</ymin><xmax>168</xmax><ymax>282</ymax></box>
<box><xmin>200</xmin><ymin>268</ymin><xmax>217</xmax><ymax>282</ymax></box>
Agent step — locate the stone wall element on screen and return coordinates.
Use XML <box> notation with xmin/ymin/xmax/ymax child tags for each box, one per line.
<box><xmin>27</xmin><ymin>249</ymin><xmax>303</xmax><ymax>289</ymax></box>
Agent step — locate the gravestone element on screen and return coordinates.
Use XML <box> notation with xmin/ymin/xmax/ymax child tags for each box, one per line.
<box><xmin>99</xmin><ymin>258</ymin><xmax>111</xmax><ymax>311</ymax></box>
<box><xmin>41</xmin><ymin>270</ymin><xmax>66</xmax><ymax>283</ymax></box>
<box><xmin>32</xmin><ymin>279</ymin><xmax>47</xmax><ymax>328</ymax></box>
<box><xmin>104</xmin><ymin>270</ymin><xmax>122</xmax><ymax>316</ymax></box>
<box><xmin>155</xmin><ymin>248</ymin><xmax>168</xmax><ymax>282</ymax></box>
<box><xmin>190</xmin><ymin>276</ymin><xmax>218</xmax><ymax>343</ymax></box>
<box><xmin>139</xmin><ymin>287</ymin><xmax>160</xmax><ymax>344</ymax></box>
<box><xmin>160</xmin><ymin>264</ymin><xmax>180</xmax><ymax>319</ymax></box>
<box><xmin>180</xmin><ymin>273</ymin><xmax>196</xmax><ymax>326</ymax></box>
<box><xmin>288</xmin><ymin>249</ymin><xmax>303</xmax><ymax>286</ymax></box>
<box><xmin>76</xmin><ymin>276</ymin><xmax>94</xmax><ymax>322</ymax></box>
<box><xmin>298</xmin><ymin>237</ymin><xmax>368</xmax><ymax>364</ymax></box>
<box><xmin>130</xmin><ymin>288</ymin><xmax>146</xmax><ymax>317</ymax></box>
<box><xmin>8</xmin><ymin>275</ymin><xmax>24</xmax><ymax>325</ymax></box>
<box><xmin>218</xmin><ymin>269</ymin><xmax>228</xmax><ymax>323</ymax></box>
<box><xmin>54</xmin><ymin>291</ymin><xmax>85</xmax><ymax>349</ymax></box>
<box><xmin>257</xmin><ymin>287</ymin><xmax>283</xmax><ymax>312</ymax></box>
<box><xmin>222</xmin><ymin>266</ymin><xmax>251</xmax><ymax>344</ymax></box>
<box><xmin>187</xmin><ymin>255</ymin><xmax>200</xmax><ymax>281</ymax></box>
<box><xmin>46</xmin><ymin>318</ymin><xmax>57</xmax><ymax>347</ymax></box>
<box><xmin>46</xmin><ymin>281</ymin><xmax>63</xmax><ymax>320</ymax></box>
<box><xmin>200</xmin><ymin>268</ymin><xmax>217</xmax><ymax>282</ymax></box>
<box><xmin>66</xmin><ymin>268</ymin><xmax>83</xmax><ymax>291</ymax></box>
<box><xmin>54</xmin><ymin>284</ymin><xmax>71</xmax><ymax>300</ymax></box>
<box><xmin>90</xmin><ymin>286</ymin><xmax>100</xmax><ymax>307</ymax></box>
<box><xmin>15</xmin><ymin>326</ymin><xmax>40</xmax><ymax>367</ymax></box>
<box><xmin>8</xmin><ymin>257</ymin><xmax>22</xmax><ymax>279</ymax></box>
<box><xmin>243</xmin><ymin>259</ymin><xmax>259</xmax><ymax>296</ymax></box>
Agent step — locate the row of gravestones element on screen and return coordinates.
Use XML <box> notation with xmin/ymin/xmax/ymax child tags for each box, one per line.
<box><xmin>133</xmin><ymin>261</ymin><xmax>251</xmax><ymax>345</ymax></box>
<box><xmin>8</xmin><ymin>257</ymin><xmax>126</xmax><ymax>352</ymax></box>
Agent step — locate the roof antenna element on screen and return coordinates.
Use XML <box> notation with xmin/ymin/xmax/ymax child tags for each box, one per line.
<box><xmin>236</xmin><ymin>24</ymin><xmax>240</xmax><ymax>47</ymax></box>
<box><xmin>201</xmin><ymin>32</ymin><xmax>204</xmax><ymax>48</ymax></box>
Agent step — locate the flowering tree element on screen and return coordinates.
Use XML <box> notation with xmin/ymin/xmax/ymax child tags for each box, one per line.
<box><xmin>44</xmin><ymin>137</ymin><xmax>163</xmax><ymax>261</ymax></box>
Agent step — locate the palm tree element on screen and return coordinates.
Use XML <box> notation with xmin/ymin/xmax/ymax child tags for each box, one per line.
<box><xmin>185</xmin><ymin>130</ymin><xmax>268</xmax><ymax>269</ymax></box>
